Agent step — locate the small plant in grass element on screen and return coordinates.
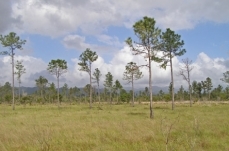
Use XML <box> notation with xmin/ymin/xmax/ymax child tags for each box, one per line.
<box><xmin>33</xmin><ymin>126</ymin><xmax>53</xmax><ymax>151</ymax></box>
<box><xmin>160</xmin><ymin>116</ymin><xmax>180</xmax><ymax>151</ymax></box>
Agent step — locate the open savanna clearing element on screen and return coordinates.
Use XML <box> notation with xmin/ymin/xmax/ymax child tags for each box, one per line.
<box><xmin>0</xmin><ymin>103</ymin><xmax>229</xmax><ymax>151</ymax></box>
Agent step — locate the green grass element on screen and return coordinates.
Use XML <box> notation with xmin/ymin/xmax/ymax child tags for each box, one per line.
<box><xmin>0</xmin><ymin>103</ymin><xmax>229</xmax><ymax>151</ymax></box>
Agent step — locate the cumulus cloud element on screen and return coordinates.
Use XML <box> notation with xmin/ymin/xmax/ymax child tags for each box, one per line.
<box><xmin>1</xmin><ymin>48</ymin><xmax>227</xmax><ymax>92</ymax></box>
<box><xmin>62</xmin><ymin>34</ymin><xmax>123</xmax><ymax>58</ymax></box>
<box><xmin>191</xmin><ymin>52</ymin><xmax>227</xmax><ymax>87</ymax></box>
<box><xmin>0</xmin><ymin>1</ymin><xmax>22</xmax><ymax>33</ymax></box>
<box><xmin>8</xmin><ymin>0</ymin><xmax>229</xmax><ymax>37</ymax></box>
<box><xmin>62</xmin><ymin>35</ymin><xmax>90</xmax><ymax>51</ymax></box>
<box><xmin>0</xmin><ymin>55</ymin><xmax>47</xmax><ymax>87</ymax></box>
<box><xmin>96</xmin><ymin>34</ymin><xmax>123</xmax><ymax>47</ymax></box>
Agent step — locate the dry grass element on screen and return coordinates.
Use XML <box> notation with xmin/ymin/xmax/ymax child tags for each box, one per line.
<box><xmin>0</xmin><ymin>103</ymin><xmax>229</xmax><ymax>151</ymax></box>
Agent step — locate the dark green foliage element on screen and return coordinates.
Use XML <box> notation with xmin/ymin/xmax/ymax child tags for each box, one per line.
<box><xmin>15</xmin><ymin>60</ymin><xmax>26</xmax><ymax>83</ymax></box>
<box><xmin>83</xmin><ymin>84</ymin><xmax>91</xmax><ymax>96</ymax></box>
<box><xmin>126</xmin><ymin>16</ymin><xmax>161</xmax><ymax>50</ymax></box>
<box><xmin>0</xmin><ymin>32</ymin><xmax>26</xmax><ymax>54</ymax></box>
<box><xmin>123</xmin><ymin>62</ymin><xmax>143</xmax><ymax>83</ymax></box>
<box><xmin>126</xmin><ymin>16</ymin><xmax>162</xmax><ymax>118</ymax></box>
<box><xmin>168</xmin><ymin>82</ymin><xmax>172</xmax><ymax>96</ymax></box>
<box><xmin>123</xmin><ymin>61</ymin><xmax>143</xmax><ymax>105</ymax></box>
<box><xmin>92</xmin><ymin>68</ymin><xmax>102</xmax><ymax>104</ymax></box>
<box><xmin>158</xmin><ymin>90</ymin><xmax>164</xmax><ymax>101</ymax></box>
<box><xmin>177</xmin><ymin>85</ymin><xmax>184</xmax><ymax>101</ymax></box>
<box><xmin>120</xmin><ymin>89</ymin><xmax>131</xmax><ymax>103</ymax></box>
<box><xmin>113</xmin><ymin>79</ymin><xmax>123</xmax><ymax>104</ymax></box>
<box><xmin>35</xmin><ymin>76</ymin><xmax>48</xmax><ymax>98</ymax></box>
<box><xmin>160</xmin><ymin>28</ymin><xmax>186</xmax><ymax>68</ymax></box>
<box><xmin>0</xmin><ymin>82</ymin><xmax>12</xmax><ymax>103</ymax></box>
<box><xmin>78</xmin><ymin>48</ymin><xmax>98</xmax><ymax>108</ymax></box>
<box><xmin>0</xmin><ymin>32</ymin><xmax>26</xmax><ymax>110</ymax></box>
<box><xmin>15</xmin><ymin>60</ymin><xmax>26</xmax><ymax>101</ymax></box>
<box><xmin>224</xmin><ymin>86</ymin><xmax>229</xmax><ymax>100</ymax></box>
<box><xmin>47</xmin><ymin>82</ymin><xmax>57</xmax><ymax>103</ymax></box>
<box><xmin>78</xmin><ymin>48</ymin><xmax>98</xmax><ymax>73</ymax></box>
<box><xmin>192</xmin><ymin>81</ymin><xmax>198</xmax><ymax>98</ymax></box>
<box><xmin>221</xmin><ymin>71</ymin><xmax>229</xmax><ymax>84</ymax></box>
<box><xmin>47</xmin><ymin>59</ymin><xmax>67</xmax><ymax>77</ymax></box>
<box><xmin>197</xmin><ymin>82</ymin><xmax>202</xmax><ymax>99</ymax></box>
<box><xmin>160</xmin><ymin>28</ymin><xmax>186</xmax><ymax>110</ymax></box>
<box><xmin>104</xmin><ymin>72</ymin><xmax>113</xmax><ymax>104</ymax></box>
<box><xmin>68</xmin><ymin>86</ymin><xmax>81</xmax><ymax>103</ymax></box>
<box><xmin>205</xmin><ymin>77</ymin><xmax>213</xmax><ymax>100</ymax></box>
<box><xmin>211</xmin><ymin>85</ymin><xmax>224</xmax><ymax>100</ymax></box>
<box><xmin>144</xmin><ymin>87</ymin><xmax>149</xmax><ymax>96</ymax></box>
<box><xmin>5</xmin><ymin>94</ymin><xmax>12</xmax><ymax>103</ymax></box>
<box><xmin>104</xmin><ymin>72</ymin><xmax>113</xmax><ymax>87</ymax></box>
<box><xmin>61</xmin><ymin>83</ymin><xmax>69</xmax><ymax>101</ymax></box>
<box><xmin>47</xmin><ymin>59</ymin><xmax>67</xmax><ymax>108</ymax></box>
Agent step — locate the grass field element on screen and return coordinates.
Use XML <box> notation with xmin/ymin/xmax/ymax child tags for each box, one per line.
<box><xmin>0</xmin><ymin>102</ymin><xmax>229</xmax><ymax>151</ymax></box>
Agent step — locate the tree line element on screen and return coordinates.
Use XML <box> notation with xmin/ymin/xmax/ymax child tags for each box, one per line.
<box><xmin>1</xmin><ymin>16</ymin><xmax>229</xmax><ymax>119</ymax></box>
<box><xmin>0</xmin><ymin>76</ymin><xmax>228</xmax><ymax>104</ymax></box>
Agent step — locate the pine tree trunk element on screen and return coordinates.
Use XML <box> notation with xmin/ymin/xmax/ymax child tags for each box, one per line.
<box><xmin>19</xmin><ymin>82</ymin><xmax>20</xmax><ymax>101</ymax></box>
<box><xmin>89</xmin><ymin>63</ymin><xmax>92</xmax><ymax>108</ymax></box>
<box><xmin>170</xmin><ymin>56</ymin><xmax>175</xmax><ymax>110</ymax></box>
<box><xmin>110</xmin><ymin>91</ymin><xmax>112</xmax><ymax>105</ymax></box>
<box><xmin>189</xmin><ymin>84</ymin><xmax>192</xmax><ymax>107</ymax></box>
<box><xmin>12</xmin><ymin>52</ymin><xmax>15</xmax><ymax>110</ymax></box>
<box><xmin>149</xmin><ymin>56</ymin><xmax>153</xmax><ymax>119</ymax></box>
<box><xmin>132</xmin><ymin>74</ymin><xmax>135</xmax><ymax>107</ymax></box>
<box><xmin>98</xmin><ymin>85</ymin><xmax>100</xmax><ymax>105</ymax></box>
<box><xmin>57</xmin><ymin>77</ymin><xmax>60</xmax><ymax>108</ymax></box>
<box><xmin>208</xmin><ymin>91</ymin><xmax>210</xmax><ymax>101</ymax></box>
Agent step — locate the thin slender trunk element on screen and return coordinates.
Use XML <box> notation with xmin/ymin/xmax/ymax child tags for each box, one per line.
<box><xmin>98</xmin><ymin>84</ymin><xmax>100</xmax><ymax>105</ymax></box>
<box><xmin>57</xmin><ymin>76</ymin><xmax>60</xmax><ymax>108</ymax></box>
<box><xmin>89</xmin><ymin>63</ymin><xmax>92</xmax><ymax>108</ymax></box>
<box><xmin>170</xmin><ymin>56</ymin><xmax>175</xmax><ymax>110</ymax></box>
<box><xmin>149</xmin><ymin>57</ymin><xmax>153</xmax><ymax>119</ymax></box>
<box><xmin>12</xmin><ymin>53</ymin><xmax>15</xmax><ymax>110</ymax></box>
<box><xmin>40</xmin><ymin>86</ymin><xmax>43</xmax><ymax>98</ymax></box>
<box><xmin>89</xmin><ymin>77</ymin><xmax>92</xmax><ymax>108</ymax></box>
<box><xmin>110</xmin><ymin>90</ymin><xmax>112</xmax><ymax>105</ymax></box>
<box><xmin>189</xmin><ymin>84</ymin><xmax>192</xmax><ymax>107</ymax></box>
<box><xmin>187</xmin><ymin>66</ymin><xmax>192</xmax><ymax>106</ymax></box>
<box><xmin>117</xmin><ymin>92</ymin><xmax>118</xmax><ymax>104</ymax></box>
<box><xmin>208</xmin><ymin>91</ymin><xmax>210</xmax><ymax>101</ymax></box>
<box><xmin>18</xmin><ymin>82</ymin><xmax>20</xmax><ymax>101</ymax></box>
<box><xmin>132</xmin><ymin>74</ymin><xmax>134</xmax><ymax>107</ymax></box>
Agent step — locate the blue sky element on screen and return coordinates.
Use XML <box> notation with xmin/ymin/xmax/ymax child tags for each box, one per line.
<box><xmin>0</xmin><ymin>0</ymin><xmax>229</xmax><ymax>89</ymax></box>
<box><xmin>22</xmin><ymin>21</ymin><xmax>229</xmax><ymax>63</ymax></box>
<box><xmin>178</xmin><ymin>22</ymin><xmax>229</xmax><ymax>60</ymax></box>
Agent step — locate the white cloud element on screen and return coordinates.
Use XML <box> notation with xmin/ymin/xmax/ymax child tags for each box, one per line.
<box><xmin>62</xmin><ymin>34</ymin><xmax>123</xmax><ymax>58</ymax></box>
<box><xmin>191</xmin><ymin>52</ymin><xmax>227</xmax><ymax>87</ymax></box>
<box><xmin>96</xmin><ymin>34</ymin><xmax>123</xmax><ymax>47</ymax></box>
<box><xmin>0</xmin><ymin>55</ymin><xmax>47</xmax><ymax>87</ymax></box>
<box><xmin>62</xmin><ymin>35</ymin><xmax>90</xmax><ymax>51</ymax></box>
<box><xmin>4</xmin><ymin>0</ymin><xmax>229</xmax><ymax>37</ymax></box>
<box><xmin>0</xmin><ymin>49</ymin><xmax>228</xmax><ymax>91</ymax></box>
<box><xmin>0</xmin><ymin>1</ymin><xmax>22</xmax><ymax>34</ymax></box>
<box><xmin>7</xmin><ymin>0</ymin><xmax>229</xmax><ymax>37</ymax></box>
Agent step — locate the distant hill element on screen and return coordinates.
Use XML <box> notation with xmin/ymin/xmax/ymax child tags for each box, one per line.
<box><xmin>19</xmin><ymin>86</ymin><xmax>38</xmax><ymax>95</ymax></box>
<box><xmin>124</xmin><ymin>86</ymin><xmax>170</xmax><ymax>94</ymax></box>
